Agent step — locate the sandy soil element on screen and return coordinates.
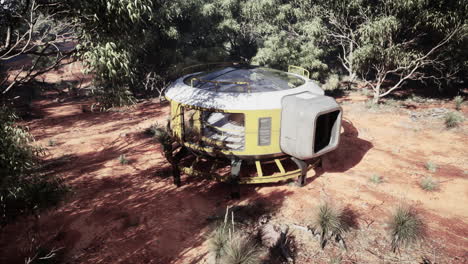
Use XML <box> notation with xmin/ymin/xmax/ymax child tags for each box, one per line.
<box><xmin>0</xmin><ymin>80</ymin><xmax>467</xmax><ymax>263</ymax></box>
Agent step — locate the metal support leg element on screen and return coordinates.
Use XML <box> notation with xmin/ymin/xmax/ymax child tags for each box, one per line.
<box><xmin>171</xmin><ymin>146</ymin><xmax>188</xmax><ymax>187</ymax></box>
<box><xmin>230</xmin><ymin>159</ymin><xmax>242</xmax><ymax>199</ymax></box>
<box><xmin>291</xmin><ymin>157</ymin><xmax>308</xmax><ymax>187</ymax></box>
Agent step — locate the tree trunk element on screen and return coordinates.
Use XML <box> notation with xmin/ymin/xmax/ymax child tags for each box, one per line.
<box><xmin>348</xmin><ymin>40</ymin><xmax>356</xmax><ymax>82</ymax></box>
<box><xmin>372</xmin><ymin>83</ymin><xmax>381</xmax><ymax>104</ymax></box>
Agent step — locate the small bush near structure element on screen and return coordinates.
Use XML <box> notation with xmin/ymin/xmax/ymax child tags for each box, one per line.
<box><xmin>454</xmin><ymin>96</ymin><xmax>464</xmax><ymax>110</ymax></box>
<box><xmin>312</xmin><ymin>202</ymin><xmax>349</xmax><ymax>249</ymax></box>
<box><xmin>424</xmin><ymin>161</ymin><xmax>437</xmax><ymax>173</ymax></box>
<box><xmin>419</xmin><ymin>176</ymin><xmax>439</xmax><ymax>191</ymax></box>
<box><xmin>444</xmin><ymin>112</ymin><xmax>463</xmax><ymax>128</ymax></box>
<box><xmin>388</xmin><ymin>205</ymin><xmax>425</xmax><ymax>252</ymax></box>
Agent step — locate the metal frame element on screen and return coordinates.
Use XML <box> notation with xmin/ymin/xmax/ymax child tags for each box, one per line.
<box><xmin>288</xmin><ymin>65</ymin><xmax>310</xmax><ymax>79</ymax></box>
<box><xmin>177</xmin><ymin>154</ymin><xmax>320</xmax><ymax>185</ymax></box>
<box><xmin>190</xmin><ymin>78</ymin><xmax>252</xmax><ymax>93</ymax></box>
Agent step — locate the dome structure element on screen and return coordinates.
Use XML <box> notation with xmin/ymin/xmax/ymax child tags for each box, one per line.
<box><xmin>164</xmin><ymin>64</ymin><xmax>342</xmax><ymax>187</ymax></box>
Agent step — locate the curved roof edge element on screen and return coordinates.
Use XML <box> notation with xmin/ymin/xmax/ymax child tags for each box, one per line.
<box><xmin>165</xmin><ymin>72</ymin><xmax>325</xmax><ymax>110</ymax></box>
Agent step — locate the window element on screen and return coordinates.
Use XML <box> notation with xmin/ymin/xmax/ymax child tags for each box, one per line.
<box><xmin>258</xmin><ymin>117</ymin><xmax>271</xmax><ymax>146</ymax></box>
<box><xmin>201</xmin><ymin>111</ymin><xmax>245</xmax><ymax>151</ymax></box>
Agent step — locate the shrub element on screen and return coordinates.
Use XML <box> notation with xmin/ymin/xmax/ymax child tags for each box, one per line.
<box><xmin>388</xmin><ymin>205</ymin><xmax>424</xmax><ymax>252</ymax></box>
<box><xmin>312</xmin><ymin>202</ymin><xmax>349</xmax><ymax>249</ymax></box>
<box><xmin>118</xmin><ymin>154</ymin><xmax>129</xmax><ymax>165</ymax></box>
<box><xmin>220</xmin><ymin>233</ymin><xmax>262</xmax><ymax>264</ymax></box>
<box><xmin>323</xmin><ymin>74</ymin><xmax>345</xmax><ymax>97</ymax></box>
<box><xmin>419</xmin><ymin>176</ymin><xmax>439</xmax><ymax>191</ymax></box>
<box><xmin>444</xmin><ymin>112</ymin><xmax>463</xmax><ymax>128</ymax></box>
<box><xmin>369</xmin><ymin>174</ymin><xmax>383</xmax><ymax>184</ymax></box>
<box><xmin>454</xmin><ymin>96</ymin><xmax>464</xmax><ymax>110</ymax></box>
<box><xmin>209</xmin><ymin>208</ymin><xmax>262</xmax><ymax>264</ymax></box>
<box><xmin>322</xmin><ymin>74</ymin><xmax>341</xmax><ymax>91</ymax></box>
<box><xmin>424</xmin><ymin>161</ymin><xmax>437</xmax><ymax>173</ymax></box>
<box><xmin>0</xmin><ymin>106</ymin><xmax>67</xmax><ymax>225</ymax></box>
<box><xmin>47</xmin><ymin>139</ymin><xmax>56</xmax><ymax>147</ymax></box>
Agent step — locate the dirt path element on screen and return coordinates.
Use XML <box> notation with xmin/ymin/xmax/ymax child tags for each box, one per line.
<box><xmin>1</xmin><ymin>94</ymin><xmax>467</xmax><ymax>263</ymax></box>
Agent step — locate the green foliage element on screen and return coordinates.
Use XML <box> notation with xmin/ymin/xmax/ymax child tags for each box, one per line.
<box><xmin>118</xmin><ymin>154</ymin><xmax>129</xmax><ymax>165</ymax></box>
<box><xmin>47</xmin><ymin>139</ymin><xmax>56</xmax><ymax>147</ymax></box>
<box><xmin>322</xmin><ymin>74</ymin><xmax>341</xmax><ymax>91</ymax></box>
<box><xmin>424</xmin><ymin>161</ymin><xmax>437</xmax><ymax>173</ymax></box>
<box><xmin>389</xmin><ymin>205</ymin><xmax>425</xmax><ymax>252</ymax></box>
<box><xmin>0</xmin><ymin>107</ymin><xmax>67</xmax><ymax>225</ymax></box>
<box><xmin>0</xmin><ymin>107</ymin><xmax>40</xmax><ymax>177</ymax></box>
<box><xmin>369</xmin><ymin>174</ymin><xmax>383</xmax><ymax>184</ymax></box>
<box><xmin>312</xmin><ymin>202</ymin><xmax>349</xmax><ymax>249</ymax></box>
<box><xmin>454</xmin><ymin>96</ymin><xmax>464</xmax><ymax>110</ymax></box>
<box><xmin>444</xmin><ymin>112</ymin><xmax>464</xmax><ymax>128</ymax></box>
<box><xmin>420</xmin><ymin>176</ymin><xmax>439</xmax><ymax>191</ymax></box>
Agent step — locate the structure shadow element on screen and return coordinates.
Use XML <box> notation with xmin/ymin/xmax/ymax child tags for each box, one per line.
<box><xmin>304</xmin><ymin>119</ymin><xmax>373</xmax><ymax>185</ymax></box>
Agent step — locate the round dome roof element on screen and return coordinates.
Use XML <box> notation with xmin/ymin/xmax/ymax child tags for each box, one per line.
<box><xmin>166</xmin><ymin>65</ymin><xmax>324</xmax><ymax>110</ymax></box>
<box><xmin>185</xmin><ymin>65</ymin><xmax>305</xmax><ymax>93</ymax></box>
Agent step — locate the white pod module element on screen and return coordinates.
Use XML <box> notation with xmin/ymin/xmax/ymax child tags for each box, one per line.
<box><xmin>280</xmin><ymin>92</ymin><xmax>342</xmax><ymax>160</ymax></box>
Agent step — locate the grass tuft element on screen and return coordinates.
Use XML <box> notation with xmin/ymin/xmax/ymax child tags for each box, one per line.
<box><xmin>389</xmin><ymin>205</ymin><xmax>425</xmax><ymax>252</ymax></box>
<box><xmin>220</xmin><ymin>233</ymin><xmax>262</xmax><ymax>264</ymax></box>
<box><xmin>454</xmin><ymin>96</ymin><xmax>464</xmax><ymax>110</ymax></box>
<box><xmin>328</xmin><ymin>255</ymin><xmax>342</xmax><ymax>264</ymax></box>
<box><xmin>118</xmin><ymin>154</ymin><xmax>129</xmax><ymax>165</ymax></box>
<box><xmin>444</xmin><ymin>112</ymin><xmax>463</xmax><ymax>128</ymax></box>
<box><xmin>312</xmin><ymin>202</ymin><xmax>349</xmax><ymax>249</ymax></box>
<box><xmin>208</xmin><ymin>208</ymin><xmax>263</xmax><ymax>264</ymax></box>
<box><xmin>419</xmin><ymin>176</ymin><xmax>439</xmax><ymax>191</ymax></box>
<box><xmin>47</xmin><ymin>139</ymin><xmax>56</xmax><ymax>147</ymax></box>
<box><xmin>369</xmin><ymin>174</ymin><xmax>383</xmax><ymax>184</ymax></box>
<box><xmin>424</xmin><ymin>161</ymin><xmax>437</xmax><ymax>173</ymax></box>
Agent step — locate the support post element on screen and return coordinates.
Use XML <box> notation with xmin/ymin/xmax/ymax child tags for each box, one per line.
<box><xmin>291</xmin><ymin>157</ymin><xmax>308</xmax><ymax>187</ymax></box>
<box><xmin>230</xmin><ymin>158</ymin><xmax>242</xmax><ymax>199</ymax></box>
<box><xmin>171</xmin><ymin>146</ymin><xmax>188</xmax><ymax>187</ymax></box>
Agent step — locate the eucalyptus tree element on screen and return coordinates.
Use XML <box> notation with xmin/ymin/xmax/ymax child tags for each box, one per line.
<box><xmin>0</xmin><ymin>0</ymin><xmax>75</xmax><ymax>96</ymax></box>
<box><xmin>249</xmin><ymin>0</ymin><xmax>329</xmax><ymax>80</ymax></box>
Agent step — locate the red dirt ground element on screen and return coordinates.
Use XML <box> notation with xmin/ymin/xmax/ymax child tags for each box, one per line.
<box><xmin>0</xmin><ymin>75</ymin><xmax>467</xmax><ymax>263</ymax></box>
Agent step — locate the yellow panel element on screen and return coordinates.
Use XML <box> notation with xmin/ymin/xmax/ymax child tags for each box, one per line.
<box><xmin>170</xmin><ymin>101</ymin><xmax>184</xmax><ymax>140</ymax></box>
<box><xmin>167</xmin><ymin>99</ymin><xmax>283</xmax><ymax>157</ymax></box>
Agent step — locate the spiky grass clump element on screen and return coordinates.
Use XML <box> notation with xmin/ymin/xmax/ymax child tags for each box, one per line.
<box><xmin>118</xmin><ymin>154</ymin><xmax>129</xmax><ymax>165</ymax></box>
<box><xmin>209</xmin><ymin>224</ymin><xmax>230</xmax><ymax>260</ymax></box>
<box><xmin>312</xmin><ymin>202</ymin><xmax>349</xmax><ymax>249</ymax></box>
<box><xmin>444</xmin><ymin>112</ymin><xmax>463</xmax><ymax>128</ymax></box>
<box><xmin>369</xmin><ymin>174</ymin><xmax>383</xmax><ymax>184</ymax></box>
<box><xmin>419</xmin><ymin>176</ymin><xmax>439</xmax><ymax>191</ymax></box>
<box><xmin>209</xmin><ymin>208</ymin><xmax>263</xmax><ymax>264</ymax></box>
<box><xmin>220</xmin><ymin>233</ymin><xmax>262</xmax><ymax>264</ymax></box>
<box><xmin>424</xmin><ymin>161</ymin><xmax>437</xmax><ymax>173</ymax></box>
<box><xmin>389</xmin><ymin>205</ymin><xmax>424</xmax><ymax>252</ymax></box>
<box><xmin>454</xmin><ymin>96</ymin><xmax>464</xmax><ymax>110</ymax></box>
